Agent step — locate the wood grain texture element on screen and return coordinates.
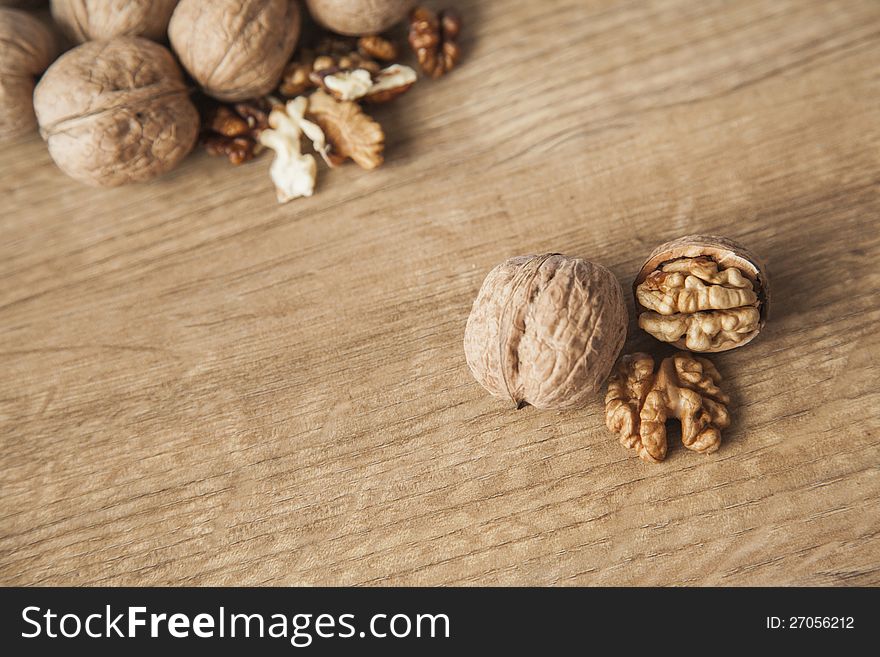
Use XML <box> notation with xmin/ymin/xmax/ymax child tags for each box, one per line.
<box><xmin>1</xmin><ymin>0</ymin><xmax>879</xmax><ymax>586</ymax></box>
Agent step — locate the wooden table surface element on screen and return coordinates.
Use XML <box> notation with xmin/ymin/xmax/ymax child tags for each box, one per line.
<box><xmin>2</xmin><ymin>0</ymin><xmax>879</xmax><ymax>586</ymax></box>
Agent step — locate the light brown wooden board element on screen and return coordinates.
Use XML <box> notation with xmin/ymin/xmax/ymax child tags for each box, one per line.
<box><xmin>1</xmin><ymin>0</ymin><xmax>879</xmax><ymax>586</ymax></box>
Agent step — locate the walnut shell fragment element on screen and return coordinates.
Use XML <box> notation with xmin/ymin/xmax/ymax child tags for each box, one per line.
<box><xmin>464</xmin><ymin>254</ymin><xmax>628</xmax><ymax>410</ymax></box>
<box><xmin>169</xmin><ymin>0</ymin><xmax>301</xmax><ymax>102</ymax></box>
<box><xmin>634</xmin><ymin>235</ymin><xmax>770</xmax><ymax>352</ymax></box>
<box><xmin>33</xmin><ymin>37</ymin><xmax>199</xmax><ymax>187</ymax></box>
<box><xmin>305</xmin><ymin>0</ymin><xmax>413</xmax><ymax>36</ymax></box>
<box><xmin>0</xmin><ymin>8</ymin><xmax>56</xmax><ymax>141</ymax></box>
<box><xmin>50</xmin><ymin>0</ymin><xmax>179</xmax><ymax>43</ymax></box>
<box><xmin>606</xmin><ymin>352</ymin><xmax>730</xmax><ymax>463</ymax></box>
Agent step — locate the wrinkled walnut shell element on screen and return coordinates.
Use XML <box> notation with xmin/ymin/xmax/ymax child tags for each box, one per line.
<box><xmin>50</xmin><ymin>0</ymin><xmax>179</xmax><ymax>43</ymax></box>
<box><xmin>465</xmin><ymin>254</ymin><xmax>628</xmax><ymax>410</ymax></box>
<box><xmin>633</xmin><ymin>235</ymin><xmax>770</xmax><ymax>352</ymax></box>
<box><xmin>0</xmin><ymin>8</ymin><xmax>56</xmax><ymax>141</ymax></box>
<box><xmin>33</xmin><ymin>37</ymin><xmax>199</xmax><ymax>187</ymax></box>
<box><xmin>169</xmin><ymin>0</ymin><xmax>301</xmax><ymax>102</ymax></box>
<box><xmin>305</xmin><ymin>0</ymin><xmax>413</xmax><ymax>36</ymax></box>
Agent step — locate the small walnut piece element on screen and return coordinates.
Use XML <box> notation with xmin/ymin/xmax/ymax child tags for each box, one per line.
<box><xmin>306</xmin><ymin>89</ymin><xmax>385</xmax><ymax>169</ymax></box>
<box><xmin>0</xmin><ymin>8</ymin><xmax>56</xmax><ymax>141</ymax></box>
<box><xmin>258</xmin><ymin>97</ymin><xmax>325</xmax><ymax>202</ymax></box>
<box><xmin>33</xmin><ymin>37</ymin><xmax>199</xmax><ymax>187</ymax></box>
<box><xmin>305</xmin><ymin>0</ymin><xmax>413</xmax><ymax>36</ymax></box>
<box><xmin>606</xmin><ymin>352</ymin><xmax>730</xmax><ymax>463</ymax></box>
<box><xmin>169</xmin><ymin>0</ymin><xmax>301</xmax><ymax>102</ymax></box>
<box><xmin>358</xmin><ymin>35</ymin><xmax>398</xmax><ymax>61</ymax></box>
<box><xmin>364</xmin><ymin>64</ymin><xmax>417</xmax><ymax>103</ymax></box>
<box><xmin>634</xmin><ymin>235</ymin><xmax>770</xmax><ymax>352</ymax></box>
<box><xmin>408</xmin><ymin>6</ymin><xmax>461</xmax><ymax>78</ymax></box>
<box><xmin>312</xmin><ymin>68</ymin><xmax>375</xmax><ymax>101</ymax></box>
<box><xmin>51</xmin><ymin>0</ymin><xmax>179</xmax><ymax>43</ymax></box>
<box><xmin>200</xmin><ymin>99</ymin><xmax>271</xmax><ymax>165</ymax></box>
<box><xmin>312</xmin><ymin>63</ymin><xmax>417</xmax><ymax>103</ymax></box>
<box><xmin>464</xmin><ymin>254</ymin><xmax>628</xmax><ymax>410</ymax></box>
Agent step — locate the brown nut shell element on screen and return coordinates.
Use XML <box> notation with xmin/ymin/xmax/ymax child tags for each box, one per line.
<box><xmin>464</xmin><ymin>254</ymin><xmax>628</xmax><ymax>410</ymax></box>
<box><xmin>169</xmin><ymin>0</ymin><xmax>301</xmax><ymax>102</ymax></box>
<box><xmin>0</xmin><ymin>8</ymin><xmax>56</xmax><ymax>141</ymax></box>
<box><xmin>633</xmin><ymin>235</ymin><xmax>770</xmax><ymax>352</ymax></box>
<box><xmin>50</xmin><ymin>0</ymin><xmax>179</xmax><ymax>43</ymax></box>
<box><xmin>33</xmin><ymin>37</ymin><xmax>199</xmax><ymax>187</ymax></box>
<box><xmin>305</xmin><ymin>0</ymin><xmax>412</xmax><ymax>36</ymax></box>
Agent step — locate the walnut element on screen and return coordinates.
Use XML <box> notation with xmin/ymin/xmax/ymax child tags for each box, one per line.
<box><xmin>200</xmin><ymin>98</ymin><xmax>271</xmax><ymax>165</ymax></box>
<box><xmin>363</xmin><ymin>64</ymin><xmax>417</xmax><ymax>103</ymax></box>
<box><xmin>464</xmin><ymin>254</ymin><xmax>628</xmax><ymax>410</ymax></box>
<box><xmin>305</xmin><ymin>0</ymin><xmax>413</xmax><ymax>36</ymax></box>
<box><xmin>634</xmin><ymin>235</ymin><xmax>770</xmax><ymax>352</ymax></box>
<box><xmin>408</xmin><ymin>6</ymin><xmax>461</xmax><ymax>79</ymax></box>
<box><xmin>0</xmin><ymin>8</ymin><xmax>56</xmax><ymax>141</ymax></box>
<box><xmin>168</xmin><ymin>0</ymin><xmax>301</xmax><ymax>102</ymax></box>
<box><xmin>311</xmin><ymin>63</ymin><xmax>416</xmax><ymax>103</ymax></box>
<box><xmin>33</xmin><ymin>37</ymin><xmax>198</xmax><ymax>187</ymax></box>
<box><xmin>258</xmin><ymin>97</ymin><xmax>327</xmax><ymax>202</ymax></box>
<box><xmin>306</xmin><ymin>89</ymin><xmax>384</xmax><ymax>169</ymax></box>
<box><xmin>50</xmin><ymin>0</ymin><xmax>179</xmax><ymax>43</ymax></box>
<box><xmin>606</xmin><ymin>352</ymin><xmax>730</xmax><ymax>463</ymax></box>
<box><xmin>0</xmin><ymin>1</ymin><xmax>46</xmax><ymax>7</ymax></box>
<box><xmin>358</xmin><ymin>35</ymin><xmax>398</xmax><ymax>61</ymax></box>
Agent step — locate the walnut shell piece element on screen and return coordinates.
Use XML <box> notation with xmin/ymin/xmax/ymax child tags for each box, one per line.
<box><xmin>305</xmin><ymin>0</ymin><xmax>413</xmax><ymax>36</ymax></box>
<box><xmin>0</xmin><ymin>8</ymin><xmax>56</xmax><ymax>141</ymax></box>
<box><xmin>464</xmin><ymin>254</ymin><xmax>628</xmax><ymax>410</ymax></box>
<box><xmin>33</xmin><ymin>37</ymin><xmax>199</xmax><ymax>187</ymax></box>
<box><xmin>169</xmin><ymin>0</ymin><xmax>301</xmax><ymax>102</ymax></box>
<box><xmin>606</xmin><ymin>352</ymin><xmax>730</xmax><ymax>463</ymax></box>
<box><xmin>633</xmin><ymin>235</ymin><xmax>770</xmax><ymax>352</ymax></box>
<box><xmin>50</xmin><ymin>0</ymin><xmax>179</xmax><ymax>43</ymax></box>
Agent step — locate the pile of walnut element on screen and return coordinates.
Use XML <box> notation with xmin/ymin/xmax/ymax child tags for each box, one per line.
<box><xmin>0</xmin><ymin>0</ymin><xmax>462</xmax><ymax>196</ymax></box>
<box><xmin>198</xmin><ymin>4</ymin><xmax>462</xmax><ymax>203</ymax></box>
<box><xmin>465</xmin><ymin>235</ymin><xmax>770</xmax><ymax>464</ymax></box>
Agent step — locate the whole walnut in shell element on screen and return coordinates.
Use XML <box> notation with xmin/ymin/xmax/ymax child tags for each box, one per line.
<box><xmin>33</xmin><ymin>37</ymin><xmax>199</xmax><ymax>187</ymax></box>
<box><xmin>305</xmin><ymin>0</ymin><xmax>412</xmax><ymax>36</ymax></box>
<box><xmin>634</xmin><ymin>235</ymin><xmax>770</xmax><ymax>352</ymax></box>
<box><xmin>464</xmin><ymin>254</ymin><xmax>628</xmax><ymax>410</ymax></box>
<box><xmin>0</xmin><ymin>8</ymin><xmax>56</xmax><ymax>141</ymax></box>
<box><xmin>50</xmin><ymin>0</ymin><xmax>179</xmax><ymax>44</ymax></box>
<box><xmin>169</xmin><ymin>0</ymin><xmax>301</xmax><ymax>102</ymax></box>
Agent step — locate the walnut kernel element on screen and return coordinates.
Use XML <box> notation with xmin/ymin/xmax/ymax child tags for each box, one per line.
<box><xmin>606</xmin><ymin>352</ymin><xmax>730</xmax><ymax>463</ymax></box>
<box><xmin>634</xmin><ymin>235</ymin><xmax>769</xmax><ymax>352</ymax></box>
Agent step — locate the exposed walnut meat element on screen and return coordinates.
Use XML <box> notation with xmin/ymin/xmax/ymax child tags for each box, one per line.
<box><xmin>364</xmin><ymin>64</ymin><xmax>417</xmax><ymax>103</ymax></box>
<box><xmin>311</xmin><ymin>67</ymin><xmax>375</xmax><ymax>101</ymax></box>
<box><xmin>634</xmin><ymin>235</ymin><xmax>770</xmax><ymax>352</ymax></box>
<box><xmin>311</xmin><ymin>63</ymin><xmax>417</xmax><ymax>103</ymax></box>
<box><xmin>306</xmin><ymin>89</ymin><xmax>384</xmax><ymax>169</ymax></box>
<box><xmin>280</xmin><ymin>55</ymin><xmax>315</xmax><ymax>97</ymax></box>
<box><xmin>258</xmin><ymin>96</ymin><xmax>327</xmax><ymax>202</ymax></box>
<box><xmin>199</xmin><ymin>98</ymin><xmax>271</xmax><ymax>165</ymax></box>
<box><xmin>358</xmin><ymin>35</ymin><xmax>398</xmax><ymax>61</ymax></box>
<box><xmin>408</xmin><ymin>6</ymin><xmax>461</xmax><ymax>78</ymax></box>
<box><xmin>606</xmin><ymin>352</ymin><xmax>730</xmax><ymax>463</ymax></box>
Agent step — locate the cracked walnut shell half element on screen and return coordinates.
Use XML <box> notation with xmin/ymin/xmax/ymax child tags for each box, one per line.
<box><xmin>634</xmin><ymin>235</ymin><xmax>770</xmax><ymax>352</ymax></box>
<box><xmin>464</xmin><ymin>254</ymin><xmax>628</xmax><ymax>410</ymax></box>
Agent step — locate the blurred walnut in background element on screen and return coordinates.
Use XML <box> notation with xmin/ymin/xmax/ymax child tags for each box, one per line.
<box><xmin>51</xmin><ymin>0</ymin><xmax>179</xmax><ymax>43</ymax></box>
